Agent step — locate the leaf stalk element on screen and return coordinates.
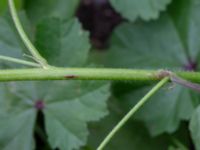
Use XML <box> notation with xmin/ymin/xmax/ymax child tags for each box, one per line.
<box><xmin>0</xmin><ymin>55</ymin><xmax>41</xmax><ymax>67</ymax></box>
<box><xmin>8</xmin><ymin>0</ymin><xmax>49</xmax><ymax>69</ymax></box>
<box><xmin>97</xmin><ymin>77</ymin><xmax>169</xmax><ymax>150</ymax></box>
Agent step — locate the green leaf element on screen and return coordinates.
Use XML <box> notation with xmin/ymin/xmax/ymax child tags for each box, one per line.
<box><xmin>169</xmin><ymin>0</ymin><xmax>200</xmax><ymax>60</ymax></box>
<box><xmin>92</xmin><ymin>0</ymin><xmax>200</xmax><ymax>69</ymax></box>
<box><xmin>24</xmin><ymin>0</ymin><xmax>80</xmax><ymax>24</ymax></box>
<box><xmin>0</xmin><ymin>17</ymin><xmax>22</xmax><ymax>59</ymax></box>
<box><xmin>118</xmin><ymin>85</ymin><xmax>195</xmax><ymax>136</ymax></box>
<box><xmin>87</xmin><ymin>98</ymin><xmax>171</xmax><ymax>150</ymax></box>
<box><xmin>104</xmin><ymin>0</ymin><xmax>200</xmax><ymax>69</ymax></box>
<box><xmin>44</xmin><ymin>81</ymin><xmax>110</xmax><ymax>150</ymax></box>
<box><xmin>5</xmin><ymin>80</ymin><xmax>110</xmax><ymax>150</ymax></box>
<box><xmin>0</xmin><ymin>0</ymin><xmax>7</xmax><ymax>14</ymax></box>
<box><xmin>104</xmin><ymin>15</ymin><xmax>187</xmax><ymax>69</ymax></box>
<box><xmin>0</xmin><ymin>110</ymin><xmax>36</xmax><ymax>150</ymax></box>
<box><xmin>0</xmin><ymin>12</ymin><xmax>110</xmax><ymax>150</ymax></box>
<box><xmin>189</xmin><ymin>106</ymin><xmax>200</xmax><ymax>150</ymax></box>
<box><xmin>110</xmin><ymin>0</ymin><xmax>172</xmax><ymax>22</ymax></box>
<box><xmin>0</xmin><ymin>13</ymin><xmax>36</xmax><ymax>68</ymax></box>
<box><xmin>0</xmin><ymin>83</ymin><xmax>37</xmax><ymax>150</ymax></box>
<box><xmin>35</xmin><ymin>17</ymin><xmax>90</xmax><ymax>67</ymax></box>
<box><xmin>97</xmin><ymin>1</ymin><xmax>200</xmax><ymax>135</ymax></box>
<box><xmin>0</xmin><ymin>0</ymin><xmax>23</xmax><ymax>15</ymax></box>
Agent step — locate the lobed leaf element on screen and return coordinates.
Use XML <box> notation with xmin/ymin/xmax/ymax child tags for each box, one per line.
<box><xmin>189</xmin><ymin>106</ymin><xmax>200</xmax><ymax>150</ymax></box>
<box><xmin>24</xmin><ymin>0</ymin><xmax>80</xmax><ymax>24</ymax></box>
<box><xmin>87</xmin><ymin>98</ymin><xmax>171</xmax><ymax>150</ymax></box>
<box><xmin>110</xmin><ymin>0</ymin><xmax>172</xmax><ymax>21</ymax></box>
<box><xmin>98</xmin><ymin>0</ymin><xmax>200</xmax><ymax>136</ymax></box>
<box><xmin>0</xmin><ymin>12</ymin><xmax>111</xmax><ymax>150</ymax></box>
<box><xmin>119</xmin><ymin>85</ymin><xmax>195</xmax><ymax>136</ymax></box>
<box><xmin>35</xmin><ymin>17</ymin><xmax>90</xmax><ymax>67</ymax></box>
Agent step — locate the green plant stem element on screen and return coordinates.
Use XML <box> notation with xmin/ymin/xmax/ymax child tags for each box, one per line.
<box><xmin>0</xmin><ymin>55</ymin><xmax>41</xmax><ymax>67</ymax></box>
<box><xmin>171</xmin><ymin>137</ymin><xmax>188</xmax><ymax>150</ymax></box>
<box><xmin>0</xmin><ymin>68</ymin><xmax>198</xmax><ymax>82</ymax></box>
<box><xmin>8</xmin><ymin>0</ymin><xmax>49</xmax><ymax>68</ymax></box>
<box><xmin>97</xmin><ymin>77</ymin><xmax>169</xmax><ymax>150</ymax></box>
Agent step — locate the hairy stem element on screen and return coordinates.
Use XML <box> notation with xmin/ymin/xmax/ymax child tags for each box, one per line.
<box><xmin>0</xmin><ymin>55</ymin><xmax>41</xmax><ymax>67</ymax></box>
<box><xmin>0</xmin><ymin>68</ymin><xmax>199</xmax><ymax>82</ymax></box>
<box><xmin>97</xmin><ymin>77</ymin><xmax>169</xmax><ymax>150</ymax></box>
<box><xmin>8</xmin><ymin>0</ymin><xmax>49</xmax><ymax>68</ymax></box>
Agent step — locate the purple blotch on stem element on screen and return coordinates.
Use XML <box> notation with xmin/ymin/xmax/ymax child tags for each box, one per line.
<box><xmin>171</xmin><ymin>75</ymin><xmax>200</xmax><ymax>93</ymax></box>
<box><xmin>64</xmin><ymin>75</ymin><xmax>77</xmax><ymax>79</ymax></box>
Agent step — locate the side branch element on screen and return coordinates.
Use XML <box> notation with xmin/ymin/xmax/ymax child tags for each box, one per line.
<box><xmin>8</xmin><ymin>0</ymin><xmax>49</xmax><ymax>68</ymax></box>
<box><xmin>0</xmin><ymin>68</ymin><xmax>199</xmax><ymax>82</ymax></box>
